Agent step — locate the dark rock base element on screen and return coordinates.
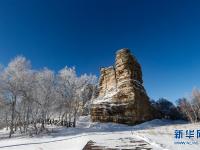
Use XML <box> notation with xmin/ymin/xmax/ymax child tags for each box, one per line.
<box><xmin>91</xmin><ymin>101</ymin><xmax>155</xmax><ymax>125</ymax></box>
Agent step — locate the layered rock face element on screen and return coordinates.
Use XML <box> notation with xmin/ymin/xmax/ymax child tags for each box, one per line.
<box><xmin>91</xmin><ymin>48</ymin><xmax>155</xmax><ymax>125</ymax></box>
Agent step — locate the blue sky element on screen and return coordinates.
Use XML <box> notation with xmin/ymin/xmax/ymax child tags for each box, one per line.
<box><xmin>0</xmin><ymin>0</ymin><xmax>200</xmax><ymax>102</ymax></box>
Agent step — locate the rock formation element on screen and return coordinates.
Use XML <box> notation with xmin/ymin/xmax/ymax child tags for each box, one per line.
<box><xmin>91</xmin><ymin>48</ymin><xmax>156</xmax><ymax>125</ymax></box>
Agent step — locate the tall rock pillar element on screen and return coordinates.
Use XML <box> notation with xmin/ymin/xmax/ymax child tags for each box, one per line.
<box><xmin>91</xmin><ymin>48</ymin><xmax>155</xmax><ymax>125</ymax></box>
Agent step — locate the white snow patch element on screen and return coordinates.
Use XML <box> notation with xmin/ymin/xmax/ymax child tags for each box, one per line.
<box><xmin>92</xmin><ymin>89</ymin><xmax>118</xmax><ymax>104</ymax></box>
<box><xmin>0</xmin><ymin>116</ymin><xmax>198</xmax><ymax>150</ymax></box>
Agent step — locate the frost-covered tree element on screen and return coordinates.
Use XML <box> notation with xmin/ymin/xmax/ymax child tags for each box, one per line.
<box><xmin>56</xmin><ymin>67</ymin><xmax>97</xmax><ymax>126</ymax></box>
<box><xmin>78</xmin><ymin>74</ymin><xmax>97</xmax><ymax>115</ymax></box>
<box><xmin>177</xmin><ymin>98</ymin><xmax>196</xmax><ymax>122</ymax></box>
<box><xmin>0</xmin><ymin>57</ymin><xmax>97</xmax><ymax>137</ymax></box>
<box><xmin>0</xmin><ymin>56</ymin><xmax>31</xmax><ymax>137</ymax></box>
<box><xmin>74</xmin><ymin>73</ymin><xmax>97</xmax><ymax>125</ymax></box>
<box><xmin>177</xmin><ymin>89</ymin><xmax>200</xmax><ymax>123</ymax></box>
<box><xmin>191</xmin><ymin>89</ymin><xmax>200</xmax><ymax>121</ymax></box>
<box><xmin>34</xmin><ymin>68</ymin><xmax>56</xmax><ymax>132</ymax></box>
<box><xmin>56</xmin><ymin>67</ymin><xmax>77</xmax><ymax>123</ymax></box>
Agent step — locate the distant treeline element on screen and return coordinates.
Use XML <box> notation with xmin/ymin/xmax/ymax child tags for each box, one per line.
<box><xmin>151</xmin><ymin>89</ymin><xmax>200</xmax><ymax>122</ymax></box>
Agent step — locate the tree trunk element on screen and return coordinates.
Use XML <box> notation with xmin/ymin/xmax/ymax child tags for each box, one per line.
<box><xmin>9</xmin><ymin>96</ymin><xmax>17</xmax><ymax>138</ymax></box>
<box><xmin>5</xmin><ymin>112</ymin><xmax>8</xmax><ymax>130</ymax></box>
<box><xmin>73</xmin><ymin>116</ymin><xmax>76</xmax><ymax>127</ymax></box>
<box><xmin>34</xmin><ymin>122</ymin><xmax>38</xmax><ymax>134</ymax></box>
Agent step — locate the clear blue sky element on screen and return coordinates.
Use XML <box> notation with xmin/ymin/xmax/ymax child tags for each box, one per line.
<box><xmin>0</xmin><ymin>0</ymin><xmax>200</xmax><ymax>102</ymax></box>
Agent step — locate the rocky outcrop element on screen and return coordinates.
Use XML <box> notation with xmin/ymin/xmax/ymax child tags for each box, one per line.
<box><xmin>91</xmin><ymin>48</ymin><xmax>156</xmax><ymax>125</ymax></box>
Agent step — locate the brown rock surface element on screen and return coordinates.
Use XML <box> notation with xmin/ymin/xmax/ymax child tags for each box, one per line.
<box><xmin>91</xmin><ymin>48</ymin><xmax>156</xmax><ymax>125</ymax></box>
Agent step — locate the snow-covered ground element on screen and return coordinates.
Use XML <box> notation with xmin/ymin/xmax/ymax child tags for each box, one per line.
<box><xmin>0</xmin><ymin>116</ymin><xmax>199</xmax><ymax>150</ymax></box>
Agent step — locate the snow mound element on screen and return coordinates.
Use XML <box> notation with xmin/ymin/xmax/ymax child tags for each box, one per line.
<box><xmin>132</xmin><ymin>119</ymin><xmax>186</xmax><ymax>130</ymax></box>
<box><xmin>89</xmin><ymin>118</ymin><xmax>186</xmax><ymax>131</ymax></box>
